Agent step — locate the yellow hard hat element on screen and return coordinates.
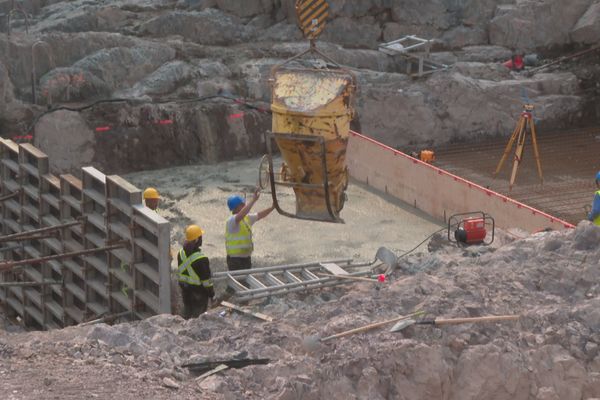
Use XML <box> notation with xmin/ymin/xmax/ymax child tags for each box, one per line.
<box><xmin>185</xmin><ymin>225</ymin><xmax>204</xmax><ymax>241</ymax></box>
<box><xmin>143</xmin><ymin>187</ymin><xmax>160</xmax><ymax>200</ymax></box>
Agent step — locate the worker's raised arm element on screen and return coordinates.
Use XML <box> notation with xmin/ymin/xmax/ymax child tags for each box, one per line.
<box><xmin>234</xmin><ymin>189</ymin><xmax>259</xmax><ymax>223</ymax></box>
<box><xmin>257</xmin><ymin>204</ymin><xmax>275</xmax><ymax>221</ymax></box>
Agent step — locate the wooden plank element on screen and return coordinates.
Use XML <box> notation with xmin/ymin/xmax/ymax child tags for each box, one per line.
<box><xmin>220</xmin><ymin>301</ymin><xmax>273</xmax><ymax>322</ymax></box>
<box><xmin>320</xmin><ymin>262</ymin><xmax>349</xmax><ymax>275</ymax></box>
<box><xmin>195</xmin><ymin>364</ymin><xmax>228</xmax><ymax>382</ymax></box>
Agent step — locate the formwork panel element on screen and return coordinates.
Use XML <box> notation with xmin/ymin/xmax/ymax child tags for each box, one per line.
<box><xmin>0</xmin><ymin>143</ymin><xmax>171</xmax><ymax>329</ymax></box>
<box><xmin>59</xmin><ymin>172</ymin><xmax>85</xmax><ymax>328</ymax></box>
<box><xmin>81</xmin><ymin>167</ymin><xmax>109</xmax><ymax>320</ymax></box>
<box><xmin>0</xmin><ymin>139</ymin><xmax>171</xmax><ymax>329</ymax></box>
<box><xmin>132</xmin><ymin>205</ymin><xmax>170</xmax><ymax>315</ymax></box>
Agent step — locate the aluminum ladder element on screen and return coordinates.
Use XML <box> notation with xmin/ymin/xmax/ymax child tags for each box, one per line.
<box><xmin>212</xmin><ymin>258</ymin><xmax>374</xmax><ymax>302</ymax></box>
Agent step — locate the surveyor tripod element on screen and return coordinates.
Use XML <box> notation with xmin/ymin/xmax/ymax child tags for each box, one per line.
<box><xmin>493</xmin><ymin>104</ymin><xmax>543</xmax><ymax>191</ymax></box>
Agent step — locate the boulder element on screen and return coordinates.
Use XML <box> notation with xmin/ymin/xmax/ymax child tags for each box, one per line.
<box><xmin>137</xmin><ymin>9</ymin><xmax>257</xmax><ymax>45</ymax></box>
<box><xmin>118</xmin><ymin>61</ymin><xmax>194</xmax><ymax>98</ymax></box>
<box><xmin>320</xmin><ymin>17</ymin><xmax>382</xmax><ymax>49</ymax></box>
<box><xmin>449</xmin><ymin>344</ymin><xmax>531</xmax><ymax>400</ymax></box>
<box><xmin>216</xmin><ymin>0</ymin><xmax>274</xmax><ymax>18</ymax></box>
<box><xmin>38</xmin><ymin>67</ymin><xmax>111</xmax><ymax>103</ymax></box>
<box><xmin>0</xmin><ymin>61</ymin><xmax>15</xmax><ymax>115</ymax></box>
<box><xmin>35</xmin><ymin>110</ymin><xmax>95</xmax><ymax>173</ymax></box>
<box><xmin>571</xmin><ymin>2</ymin><xmax>600</xmax><ymax>44</ymax></box>
<box><xmin>72</xmin><ymin>45</ymin><xmax>176</xmax><ymax>91</ymax></box>
<box><xmin>355</xmin><ymin>70</ymin><xmax>582</xmax><ymax>148</ymax></box>
<box><xmin>461</xmin><ymin>45</ymin><xmax>513</xmax><ymax>63</ymax></box>
<box><xmin>489</xmin><ymin>0</ymin><xmax>593</xmax><ymax>50</ymax></box>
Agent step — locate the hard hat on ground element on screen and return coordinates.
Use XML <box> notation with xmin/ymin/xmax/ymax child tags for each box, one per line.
<box><xmin>227</xmin><ymin>195</ymin><xmax>245</xmax><ymax>211</ymax></box>
<box><xmin>596</xmin><ymin>171</ymin><xmax>600</xmax><ymax>182</ymax></box>
<box><xmin>143</xmin><ymin>187</ymin><xmax>160</xmax><ymax>199</ymax></box>
<box><xmin>185</xmin><ymin>225</ymin><xmax>204</xmax><ymax>241</ymax></box>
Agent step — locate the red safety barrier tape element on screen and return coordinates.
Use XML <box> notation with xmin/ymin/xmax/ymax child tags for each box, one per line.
<box><xmin>95</xmin><ymin>126</ymin><xmax>111</xmax><ymax>132</ymax></box>
<box><xmin>12</xmin><ymin>135</ymin><xmax>33</xmax><ymax>140</ymax></box>
<box><xmin>349</xmin><ymin>131</ymin><xmax>576</xmax><ymax>229</ymax></box>
<box><xmin>157</xmin><ymin>119</ymin><xmax>173</xmax><ymax>125</ymax></box>
<box><xmin>228</xmin><ymin>112</ymin><xmax>244</xmax><ymax>119</ymax></box>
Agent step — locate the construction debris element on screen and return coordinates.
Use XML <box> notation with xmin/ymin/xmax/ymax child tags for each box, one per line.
<box><xmin>183</xmin><ymin>358</ymin><xmax>270</xmax><ymax>375</ymax></box>
<box><xmin>220</xmin><ymin>301</ymin><xmax>274</xmax><ymax>322</ymax></box>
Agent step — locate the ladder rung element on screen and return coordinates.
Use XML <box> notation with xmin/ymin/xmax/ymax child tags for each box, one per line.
<box><xmin>245</xmin><ymin>275</ymin><xmax>267</xmax><ymax>290</ymax></box>
<box><xmin>301</xmin><ymin>269</ymin><xmax>319</xmax><ymax>281</ymax></box>
<box><xmin>283</xmin><ymin>271</ymin><xmax>302</xmax><ymax>284</ymax></box>
<box><xmin>264</xmin><ymin>273</ymin><xmax>284</xmax><ymax>287</ymax></box>
<box><xmin>226</xmin><ymin>273</ymin><xmax>249</xmax><ymax>292</ymax></box>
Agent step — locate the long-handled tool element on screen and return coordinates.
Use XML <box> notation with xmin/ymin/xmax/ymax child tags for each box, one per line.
<box><xmin>302</xmin><ymin>310</ymin><xmax>424</xmax><ymax>351</ymax></box>
<box><xmin>390</xmin><ymin>314</ymin><xmax>519</xmax><ymax>332</ymax></box>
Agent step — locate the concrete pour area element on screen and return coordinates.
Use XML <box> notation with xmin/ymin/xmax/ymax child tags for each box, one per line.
<box><xmin>124</xmin><ymin>157</ymin><xmax>444</xmax><ymax>271</ymax></box>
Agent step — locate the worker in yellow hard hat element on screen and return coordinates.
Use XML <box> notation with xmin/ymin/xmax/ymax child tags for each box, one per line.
<box><xmin>177</xmin><ymin>224</ymin><xmax>214</xmax><ymax>318</ymax></box>
<box><xmin>225</xmin><ymin>188</ymin><xmax>274</xmax><ymax>271</ymax></box>
<box><xmin>143</xmin><ymin>187</ymin><xmax>160</xmax><ymax>211</ymax></box>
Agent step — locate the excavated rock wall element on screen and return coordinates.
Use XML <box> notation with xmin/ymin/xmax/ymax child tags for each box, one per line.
<box><xmin>0</xmin><ymin>0</ymin><xmax>598</xmax><ymax>173</ymax></box>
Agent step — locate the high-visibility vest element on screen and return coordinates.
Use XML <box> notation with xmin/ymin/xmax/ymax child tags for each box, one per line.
<box><xmin>177</xmin><ymin>249</ymin><xmax>212</xmax><ymax>288</ymax></box>
<box><xmin>225</xmin><ymin>216</ymin><xmax>253</xmax><ymax>256</ymax></box>
<box><xmin>594</xmin><ymin>190</ymin><xmax>600</xmax><ymax>226</ymax></box>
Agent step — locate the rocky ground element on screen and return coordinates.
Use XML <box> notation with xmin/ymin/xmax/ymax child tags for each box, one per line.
<box><xmin>2</xmin><ymin>221</ymin><xmax>600</xmax><ymax>399</ymax></box>
<box><xmin>1</xmin><ymin>0</ymin><xmax>600</xmax><ymax>173</ymax></box>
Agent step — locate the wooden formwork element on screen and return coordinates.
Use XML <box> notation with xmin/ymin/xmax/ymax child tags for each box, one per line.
<box><xmin>0</xmin><ymin>139</ymin><xmax>170</xmax><ymax>330</ymax></box>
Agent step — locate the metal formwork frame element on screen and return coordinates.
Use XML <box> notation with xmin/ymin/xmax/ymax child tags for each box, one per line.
<box><xmin>60</xmin><ymin>174</ymin><xmax>85</xmax><ymax>325</ymax></box>
<box><xmin>18</xmin><ymin>144</ymin><xmax>49</xmax><ymax>329</ymax></box>
<box><xmin>0</xmin><ymin>140</ymin><xmax>22</xmax><ymax>319</ymax></box>
<box><xmin>0</xmin><ymin>140</ymin><xmax>171</xmax><ymax>329</ymax></box>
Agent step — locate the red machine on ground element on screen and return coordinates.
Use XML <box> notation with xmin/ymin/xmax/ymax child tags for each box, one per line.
<box><xmin>448</xmin><ymin>212</ymin><xmax>495</xmax><ymax>246</ymax></box>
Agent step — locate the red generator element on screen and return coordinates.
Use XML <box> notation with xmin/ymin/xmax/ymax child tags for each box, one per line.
<box><xmin>448</xmin><ymin>212</ymin><xmax>495</xmax><ymax>246</ymax></box>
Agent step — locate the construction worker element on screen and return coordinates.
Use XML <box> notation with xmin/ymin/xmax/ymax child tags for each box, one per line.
<box><xmin>143</xmin><ymin>187</ymin><xmax>160</xmax><ymax>211</ymax></box>
<box><xmin>177</xmin><ymin>225</ymin><xmax>214</xmax><ymax>318</ymax></box>
<box><xmin>587</xmin><ymin>171</ymin><xmax>600</xmax><ymax>226</ymax></box>
<box><xmin>225</xmin><ymin>189</ymin><xmax>274</xmax><ymax>271</ymax></box>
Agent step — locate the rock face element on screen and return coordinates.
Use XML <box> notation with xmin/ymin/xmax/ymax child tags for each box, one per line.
<box><xmin>571</xmin><ymin>1</ymin><xmax>600</xmax><ymax>44</ymax></box>
<box><xmin>0</xmin><ymin>0</ymin><xmax>598</xmax><ymax>173</ymax></box>
<box><xmin>489</xmin><ymin>0</ymin><xmax>595</xmax><ymax>50</ymax></box>
<box><xmin>34</xmin><ymin>100</ymin><xmax>270</xmax><ymax>173</ymax></box>
<box><xmin>137</xmin><ymin>9</ymin><xmax>257</xmax><ymax>45</ymax></box>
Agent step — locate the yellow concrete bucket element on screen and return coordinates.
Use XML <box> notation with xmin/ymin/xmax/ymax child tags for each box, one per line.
<box><xmin>270</xmin><ymin>68</ymin><xmax>355</xmax><ymax>222</ymax></box>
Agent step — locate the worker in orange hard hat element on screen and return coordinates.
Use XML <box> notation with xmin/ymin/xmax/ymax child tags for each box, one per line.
<box><xmin>143</xmin><ymin>187</ymin><xmax>160</xmax><ymax>211</ymax></box>
<box><xmin>588</xmin><ymin>171</ymin><xmax>600</xmax><ymax>226</ymax></box>
<box><xmin>177</xmin><ymin>224</ymin><xmax>214</xmax><ymax>318</ymax></box>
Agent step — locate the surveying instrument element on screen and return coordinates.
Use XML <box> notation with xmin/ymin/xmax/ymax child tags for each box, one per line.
<box><xmin>493</xmin><ymin>103</ymin><xmax>543</xmax><ymax>191</ymax></box>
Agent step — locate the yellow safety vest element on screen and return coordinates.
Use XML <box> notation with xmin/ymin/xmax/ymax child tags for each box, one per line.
<box><xmin>177</xmin><ymin>249</ymin><xmax>212</xmax><ymax>287</ymax></box>
<box><xmin>594</xmin><ymin>190</ymin><xmax>600</xmax><ymax>226</ymax></box>
<box><xmin>225</xmin><ymin>216</ymin><xmax>253</xmax><ymax>256</ymax></box>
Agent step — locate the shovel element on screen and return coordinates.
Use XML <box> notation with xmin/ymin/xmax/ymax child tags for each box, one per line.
<box><xmin>390</xmin><ymin>314</ymin><xmax>520</xmax><ymax>332</ymax></box>
<box><xmin>373</xmin><ymin>246</ymin><xmax>398</xmax><ymax>275</ymax></box>
<box><xmin>302</xmin><ymin>310</ymin><xmax>425</xmax><ymax>352</ymax></box>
